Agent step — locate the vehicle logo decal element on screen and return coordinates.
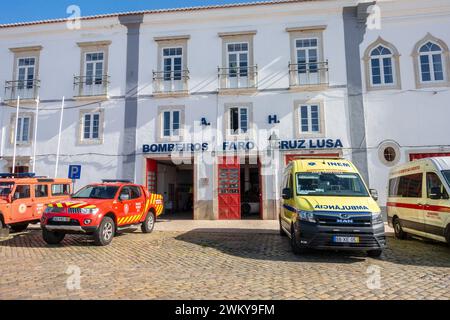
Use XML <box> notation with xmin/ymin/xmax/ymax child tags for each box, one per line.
<box><xmin>124</xmin><ymin>204</ymin><xmax>129</xmax><ymax>215</ymax></box>
<box><xmin>18</xmin><ymin>203</ymin><xmax>27</xmax><ymax>213</ymax></box>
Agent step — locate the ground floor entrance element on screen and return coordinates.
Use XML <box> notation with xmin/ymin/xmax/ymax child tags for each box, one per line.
<box><xmin>147</xmin><ymin>158</ymin><xmax>194</xmax><ymax>220</ymax></box>
<box><xmin>217</xmin><ymin>156</ymin><xmax>262</xmax><ymax>220</ymax></box>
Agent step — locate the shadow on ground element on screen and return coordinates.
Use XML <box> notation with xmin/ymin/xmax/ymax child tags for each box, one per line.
<box><xmin>174</xmin><ymin>228</ymin><xmax>450</xmax><ymax>268</ymax></box>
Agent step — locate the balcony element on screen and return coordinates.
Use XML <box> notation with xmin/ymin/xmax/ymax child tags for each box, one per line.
<box><xmin>218</xmin><ymin>65</ymin><xmax>258</xmax><ymax>94</ymax></box>
<box><xmin>74</xmin><ymin>75</ymin><xmax>109</xmax><ymax>100</ymax></box>
<box><xmin>4</xmin><ymin>79</ymin><xmax>40</xmax><ymax>103</ymax></box>
<box><xmin>152</xmin><ymin>70</ymin><xmax>189</xmax><ymax>97</ymax></box>
<box><xmin>289</xmin><ymin>61</ymin><xmax>329</xmax><ymax>90</ymax></box>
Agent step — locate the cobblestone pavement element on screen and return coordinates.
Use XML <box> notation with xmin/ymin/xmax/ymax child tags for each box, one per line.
<box><xmin>0</xmin><ymin>224</ymin><xmax>449</xmax><ymax>300</ymax></box>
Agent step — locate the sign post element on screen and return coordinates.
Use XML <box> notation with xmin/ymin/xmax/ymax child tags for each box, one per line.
<box><xmin>68</xmin><ymin>165</ymin><xmax>82</xmax><ymax>192</ymax></box>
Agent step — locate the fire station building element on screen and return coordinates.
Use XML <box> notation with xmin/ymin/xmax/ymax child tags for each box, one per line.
<box><xmin>0</xmin><ymin>0</ymin><xmax>449</xmax><ymax>220</ymax></box>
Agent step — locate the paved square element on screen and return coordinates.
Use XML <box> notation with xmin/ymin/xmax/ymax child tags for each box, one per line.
<box><xmin>0</xmin><ymin>222</ymin><xmax>449</xmax><ymax>300</ymax></box>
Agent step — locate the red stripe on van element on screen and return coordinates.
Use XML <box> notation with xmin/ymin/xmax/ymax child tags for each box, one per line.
<box><xmin>387</xmin><ymin>202</ymin><xmax>450</xmax><ymax>213</ymax></box>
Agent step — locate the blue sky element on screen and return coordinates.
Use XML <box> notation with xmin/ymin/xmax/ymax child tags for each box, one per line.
<box><xmin>0</xmin><ymin>0</ymin><xmax>256</xmax><ymax>24</ymax></box>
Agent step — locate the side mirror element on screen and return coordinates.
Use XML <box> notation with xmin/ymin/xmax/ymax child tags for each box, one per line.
<box><xmin>370</xmin><ymin>189</ymin><xmax>379</xmax><ymax>201</ymax></box>
<box><xmin>429</xmin><ymin>187</ymin><xmax>442</xmax><ymax>200</ymax></box>
<box><xmin>282</xmin><ymin>188</ymin><xmax>293</xmax><ymax>200</ymax></box>
<box><xmin>119</xmin><ymin>194</ymin><xmax>130</xmax><ymax>201</ymax></box>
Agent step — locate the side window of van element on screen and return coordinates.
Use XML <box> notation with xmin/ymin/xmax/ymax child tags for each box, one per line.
<box><xmin>15</xmin><ymin>185</ymin><xmax>31</xmax><ymax>199</ymax></box>
<box><xmin>426</xmin><ymin>173</ymin><xmax>449</xmax><ymax>199</ymax></box>
<box><xmin>390</xmin><ymin>173</ymin><xmax>423</xmax><ymax>198</ymax></box>
<box><xmin>52</xmin><ymin>184</ymin><xmax>70</xmax><ymax>196</ymax></box>
<box><xmin>35</xmin><ymin>185</ymin><xmax>49</xmax><ymax>198</ymax></box>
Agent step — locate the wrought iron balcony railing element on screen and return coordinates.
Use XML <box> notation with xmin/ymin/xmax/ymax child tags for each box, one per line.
<box><xmin>218</xmin><ymin>65</ymin><xmax>258</xmax><ymax>90</ymax></box>
<box><xmin>289</xmin><ymin>61</ymin><xmax>329</xmax><ymax>87</ymax></box>
<box><xmin>4</xmin><ymin>79</ymin><xmax>40</xmax><ymax>101</ymax></box>
<box><xmin>152</xmin><ymin>70</ymin><xmax>190</xmax><ymax>94</ymax></box>
<box><xmin>74</xmin><ymin>75</ymin><xmax>110</xmax><ymax>97</ymax></box>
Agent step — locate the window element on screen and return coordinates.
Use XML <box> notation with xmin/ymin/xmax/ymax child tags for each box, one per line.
<box><xmin>125</xmin><ymin>186</ymin><xmax>142</xmax><ymax>199</ymax></box>
<box><xmin>227</xmin><ymin>43</ymin><xmax>249</xmax><ymax>77</ymax></box>
<box><xmin>299</xmin><ymin>105</ymin><xmax>320</xmax><ymax>133</ymax></box>
<box><xmin>17</xmin><ymin>57</ymin><xmax>36</xmax><ymax>89</ymax></box>
<box><xmin>296</xmin><ymin>38</ymin><xmax>318</xmax><ymax>75</ymax></box>
<box><xmin>14</xmin><ymin>185</ymin><xmax>31</xmax><ymax>199</ymax></box>
<box><xmin>35</xmin><ymin>184</ymin><xmax>49</xmax><ymax>198</ymax></box>
<box><xmin>370</xmin><ymin>45</ymin><xmax>394</xmax><ymax>85</ymax></box>
<box><xmin>52</xmin><ymin>184</ymin><xmax>70</xmax><ymax>196</ymax></box>
<box><xmin>16</xmin><ymin>116</ymin><xmax>31</xmax><ymax>143</ymax></box>
<box><xmin>389</xmin><ymin>173</ymin><xmax>423</xmax><ymax>198</ymax></box>
<box><xmin>73</xmin><ymin>185</ymin><xmax>118</xmax><ymax>199</ymax></box>
<box><xmin>83</xmin><ymin>112</ymin><xmax>100</xmax><ymax>140</ymax></box>
<box><xmin>85</xmin><ymin>52</ymin><xmax>104</xmax><ymax>85</ymax></box>
<box><xmin>426</xmin><ymin>172</ymin><xmax>449</xmax><ymax>199</ymax></box>
<box><xmin>229</xmin><ymin>107</ymin><xmax>248</xmax><ymax>135</ymax></box>
<box><xmin>296</xmin><ymin>172</ymin><xmax>369</xmax><ymax>197</ymax></box>
<box><xmin>163</xmin><ymin>47</ymin><xmax>183</xmax><ymax>81</ymax></box>
<box><xmin>419</xmin><ymin>42</ymin><xmax>444</xmax><ymax>83</ymax></box>
<box><xmin>383</xmin><ymin>147</ymin><xmax>397</xmax><ymax>163</ymax></box>
<box><xmin>163</xmin><ymin>110</ymin><xmax>181</xmax><ymax>137</ymax></box>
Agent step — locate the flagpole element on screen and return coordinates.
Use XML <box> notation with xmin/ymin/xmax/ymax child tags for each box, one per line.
<box><xmin>12</xmin><ymin>96</ymin><xmax>20</xmax><ymax>174</ymax></box>
<box><xmin>32</xmin><ymin>96</ymin><xmax>40</xmax><ymax>173</ymax></box>
<box><xmin>54</xmin><ymin>96</ymin><xmax>65</xmax><ymax>178</ymax></box>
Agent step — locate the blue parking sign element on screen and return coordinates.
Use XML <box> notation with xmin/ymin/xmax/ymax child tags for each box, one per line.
<box><xmin>68</xmin><ymin>165</ymin><xmax>82</xmax><ymax>180</ymax></box>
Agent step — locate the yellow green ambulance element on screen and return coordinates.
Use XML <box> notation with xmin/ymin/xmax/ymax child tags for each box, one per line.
<box><xmin>280</xmin><ymin>158</ymin><xmax>386</xmax><ymax>257</ymax></box>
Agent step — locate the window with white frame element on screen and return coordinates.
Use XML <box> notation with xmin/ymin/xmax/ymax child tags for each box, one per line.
<box><xmin>229</xmin><ymin>106</ymin><xmax>248</xmax><ymax>135</ymax></box>
<box><xmin>162</xmin><ymin>110</ymin><xmax>181</xmax><ymax>137</ymax></box>
<box><xmin>85</xmin><ymin>52</ymin><xmax>104</xmax><ymax>85</ymax></box>
<box><xmin>163</xmin><ymin>47</ymin><xmax>183</xmax><ymax>81</ymax></box>
<box><xmin>296</xmin><ymin>38</ymin><xmax>319</xmax><ymax>75</ymax></box>
<box><xmin>15</xmin><ymin>115</ymin><xmax>31</xmax><ymax>143</ymax></box>
<box><xmin>227</xmin><ymin>43</ymin><xmax>249</xmax><ymax>78</ymax></box>
<box><xmin>419</xmin><ymin>42</ymin><xmax>445</xmax><ymax>83</ymax></box>
<box><xmin>370</xmin><ymin>45</ymin><xmax>395</xmax><ymax>86</ymax></box>
<box><xmin>83</xmin><ymin>112</ymin><xmax>100</xmax><ymax>140</ymax></box>
<box><xmin>17</xmin><ymin>57</ymin><xmax>36</xmax><ymax>89</ymax></box>
<box><xmin>299</xmin><ymin>105</ymin><xmax>320</xmax><ymax>134</ymax></box>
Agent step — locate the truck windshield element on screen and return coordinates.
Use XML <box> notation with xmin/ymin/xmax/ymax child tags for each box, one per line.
<box><xmin>72</xmin><ymin>186</ymin><xmax>119</xmax><ymax>199</ymax></box>
<box><xmin>296</xmin><ymin>172</ymin><xmax>369</xmax><ymax>197</ymax></box>
<box><xmin>442</xmin><ymin>171</ymin><xmax>450</xmax><ymax>186</ymax></box>
<box><xmin>0</xmin><ymin>183</ymin><xmax>14</xmax><ymax>198</ymax></box>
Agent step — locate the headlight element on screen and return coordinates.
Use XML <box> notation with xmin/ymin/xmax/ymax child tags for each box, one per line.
<box><xmin>79</xmin><ymin>208</ymin><xmax>99</xmax><ymax>215</ymax></box>
<box><xmin>44</xmin><ymin>206</ymin><xmax>64</xmax><ymax>213</ymax></box>
<box><xmin>371</xmin><ymin>212</ymin><xmax>383</xmax><ymax>224</ymax></box>
<box><xmin>298</xmin><ymin>210</ymin><xmax>316</xmax><ymax>223</ymax></box>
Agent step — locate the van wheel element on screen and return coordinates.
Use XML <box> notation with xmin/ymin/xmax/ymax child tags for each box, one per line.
<box><xmin>11</xmin><ymin>223</ymin><xmax>29</xmax><ymax>233</ymax></box>
<box><xmin>141</xmin><ymin>211</ymin><xmax>155</xmax><ymax>234</ymax></box>
<box><xmin>393</xmin><ymin>217</ymin><xmax>407</xmax><ymax>240</ymax></box>
<box><xmin>94</xmin><ymin>217</ymin><xmax>115</xmax><ymax>246</ymax></box>
<box><xmin>367</xmin><ymin>250</ymin><xmax>383</xmax><ymax>258</ymax></box>
<box><xmin>290</xmin><ymin>225</ymin><xmax>308</xmax><ymax>254</ymax></box>
<box><xmin>279</xmin><ymin>218</ymin><xmax>287</xmax><ymax>236</ymax></box>
<box><xmin>43</xmin><ymin>228</ymin><xmax>65</xmax><ymax>245</ymax></box>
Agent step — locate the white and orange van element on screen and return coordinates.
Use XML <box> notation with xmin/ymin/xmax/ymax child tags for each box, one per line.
<box><xmin>387</xmin><ymin>157</ymin><xmax>450</xmax><ymax>245</ymax></box>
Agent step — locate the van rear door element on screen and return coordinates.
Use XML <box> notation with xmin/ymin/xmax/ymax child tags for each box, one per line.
<box><xmin>424</xmin><ymin>172</ymin><xmax>448</xmax><ymax>238</ymax></box>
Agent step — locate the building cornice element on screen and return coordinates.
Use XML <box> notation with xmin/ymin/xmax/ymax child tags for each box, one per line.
<box><xmin>9</xmin><ymin>45</ymin><xmax>43</xmax><ymax>53</ymax></box>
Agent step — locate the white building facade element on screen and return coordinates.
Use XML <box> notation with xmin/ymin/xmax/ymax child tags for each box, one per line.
<box><xmin>0</xmin><ymin>0</ymin><xmax>449</xmax><ymax>220</ymax></box>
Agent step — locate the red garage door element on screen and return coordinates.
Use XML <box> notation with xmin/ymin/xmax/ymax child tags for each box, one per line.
<box><xmin>146</xmin><ymin>159</ymin><xmax>157</xmax><ymax>194</ymax></box>
<box><xmin>218</xmin><ymin>157</ymin><xmax>241</xmax><ymax>220</ymax></box>
<box><xmin>410</xmin><ymin>153</ymin><xmax>450</xmax><ymax>161</ymax></box>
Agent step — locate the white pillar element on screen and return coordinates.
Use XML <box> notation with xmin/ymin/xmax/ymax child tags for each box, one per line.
<box><xmin>12</xmin><ymin>97</ymin><xmax>20</xmax><ymax>174</ymax></box>
<box><xmin>54</xmin><ymin>97</ymin><xmax>65</xmax><ymax>178</ymax></box>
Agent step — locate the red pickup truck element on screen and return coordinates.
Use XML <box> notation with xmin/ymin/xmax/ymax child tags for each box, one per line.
<box><xmin>41</xmin><ymin>180</ymin><xmax>164</xmax><ymax>246</ymax></box>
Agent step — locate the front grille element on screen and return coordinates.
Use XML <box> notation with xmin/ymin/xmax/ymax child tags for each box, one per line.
<box><xmin>315</xmin><ymin>211</ymin><xmax>372</xmax><ymax>227</ymax></box>
<box><xmin>68</xmin><ymin>208</ymin><xmax>82</xmax><ymax>214</ymax></box>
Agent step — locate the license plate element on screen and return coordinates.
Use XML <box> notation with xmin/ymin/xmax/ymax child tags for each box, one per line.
<box><xmin>52</xmin><ymin>217</ymin><xmax>70</xmax><ymax>222</ymax></box>
<box><xmin>332</xmin><ymin>236</ymin><xmax>360</xmax><ymax>243</ymax></box>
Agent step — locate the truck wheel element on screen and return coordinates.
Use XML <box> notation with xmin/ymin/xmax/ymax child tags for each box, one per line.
<box><xmin>367</xmin><ymin>249</ymin><xmax>383</xmax><ymax>258</ymax></box>
<box><xmin>393</xmin><ymin>217</ymin><xmax>407</xmax><ymax>240</ymax></box>
<box><xmin>11</xmin><ymin>223</ymin><xmax>29</xmax><ymax>233</ymax></box>
<box><xmin>42</xmin><ymin>228</ymin><xmax>65</xmax><ymax>245</ymax></box>
<box><xmin>94</xmin><ymin>217</ymin><xmax>115</xmax><ymax>246</ymax></box>
<box><xmin>290</xmin><ymin>225</ymin><xmax>308</xmax><ymax>254</ymax></box>
<box><xmin>141</xmin><ymin>211</ymin><xmax>156</xmax><ymax>234</ymax></box>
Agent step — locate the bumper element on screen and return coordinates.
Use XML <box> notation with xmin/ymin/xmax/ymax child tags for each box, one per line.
<box><xmin>44</xmin><ymin>225</ymin><xmax>98</xmax><ymax>234</ymax></box>
<box><xmin>294</xmin><ymin>221</ymin><xmax>386</xmax><ymax>251</ymax></box>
